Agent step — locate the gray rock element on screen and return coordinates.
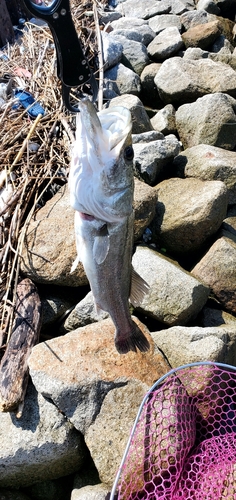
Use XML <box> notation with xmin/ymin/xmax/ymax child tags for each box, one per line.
<box><xmin>133</xmin><ymin>134</ymin><xmax>180</xmax><ymax>185</ymax></box>
<box><xmin>151</xmin><ymin>325</ymin><xmax>236</xmax><ymax>367</ymax></box>
<box><xmin>166</xmin><ymin>0</ymin><xmax>196</xmax><ymax>14</ymax></box>
<box><xmin>173</xmin><ymin>144</ymin><xmax>236</xmax><ymax>205</ymax></box>
<box><xmin>40</xmin><ymin>285</ymin><xmax>81</xmax><ymax>331</ymax></box>
<box><xmin>108</xmin><ymin>94</ymin><xmax>152</xmax><ymax>133</ymax></box>
<box><xmin>98</xmin><ymin>10</ymin><xmax>122</xmax><ymax>24</ymax></box>
<box><xmin>132</xmin><ymin>245</ymin><xmax>210</xmax><ymax>325</ymax></box>
<box><xmin>133</xmin><ymin>177</ymin><xmax>159</xmax><ymax>239</ymax></box>
<box><xmin>148</xmin><ymin>14</ymin><xmax>181</xmax><ymax>34</ymax></box>
<box><xmin>103</xmin><ymin>63</ymin><xmax>141</xmax><ymax>99</ymax></box>
<box><xmin>110</xmin><ymin>16</ymin><xmax>148</xmax><ymax>30</ymax></box>
<box><xmin>182</xmin><ymin>46</ymin><xmax>209</xmax><ymax>59</ymax></box>
<box><xmin>211</xmin><ymin>35</ymin><xmax>234</xmax><ymax>55</ymax></box>
<box><xmin>101</xmin><ymin>32</ymin><xmax>123</xmax><ymax>71</ymax></box>
<box><xmin>0</xmin><ymin>382</ymin><xmax>85</xmax><ymax>488</ymax></box>
<box><xmin>180</xmin><ymin>9</ymin><xmax>209</xmax><ymax>30</ymax></box>
<box><xmin>175</xmin><ymin>93</ymin><xmax>236</xmax><ymax>150</ymax></box>
<box><xmin>150</xmin><ymin>178</ymin><xmax>228</xmax><ymax>254</ymax></box>
<box><xmin>110</xmin><ymin>34</ymin><xmax>149</xmax><ymax>75</ymax></box>
<box><xmin>150</xmin><ymin>104</ymin><xmax>176</xmax><ymax>135</ymax></box>
<box><xmin>115</xmin><ymin>0</ymin><xmax>171</xmax><ymax>20</ymax></box>
<box><xmin>85</xmin><ymin>381</ymin><xmax>149</xmax><ymax>487</ymax></box>
<box><xmin>20</xmin><ymin>186</ymin><xmax>87</xmax><ymax>287</ymax></box>
<box><xmin>71</xmin><ymin>483</ymin><xmax>110</xmax><ymax>500</ymax></box>
<box><xmin>140</xmin><ymin>62</ymin><xmax>163</xmax><ymax>107</ymax></box>
<box><xmin>196</xmin><ymin>0</ymin><xmax>221</xmax><ymax>14</ymax></box>
<box><xmin>147</xmin><ymin>27</ymin><xmax>184</xmax><ymax>61</ymax></box>
<box><xmin>132</xmin><ymin>130</ymin><xmax>164</xmax><ymax>143</ymax></box>
<box><xmin>111</xmin><ymin>26</ymin><xmax>155</xmax><ymax>46</ymax></box>
<box><xmin>59</xmin><ymin>291</ymin><xmax>109</xmax><ymax>334</ymax></box>
<box><xmin>29</xmin><ymin>317</ymin><xmax>169</xmax><ymax>434</ymax></box>
<box><xmin>192</xmin><ymin>233</ymin><xmax>236</xmax><ymax>315</ymax></box>
<box><xmin>155</xmin><ymin>58</ymin><xmax>236</xmax><ymax>105</ymax></box>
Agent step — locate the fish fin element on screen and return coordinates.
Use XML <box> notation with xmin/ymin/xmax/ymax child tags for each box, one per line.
<box><xmin>115</xmin><ymin>320</ymin><xmax>150</xmax><ymax>355</ymax></box>
<box><xmin>70</xmin><ymin>255</ymin><xmax>80</xmax><ymax>273</ymax></box>
<box><xmin>129</xmin><ymin>267</ymin><xmax>150</xmax><ymax>308</ymax></box>
<box><xmin>93</xmin><ymin>225</ymin><xmax>110</xmax><ymax>265</ymax></box>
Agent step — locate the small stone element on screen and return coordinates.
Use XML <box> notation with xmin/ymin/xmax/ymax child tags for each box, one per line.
<box><xmin>147</xmin><ymin>27</ymin><xmax>184</xmax><ymax>61</ymax></box>
<box><xmin>151</xmin><ymin>104</ymin><xmax>176</xmax><ymax>135</ymax></box>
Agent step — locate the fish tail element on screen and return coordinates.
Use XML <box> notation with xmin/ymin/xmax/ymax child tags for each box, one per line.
<box><xmin>115</xmin><ymin>321</ymin><xmax>150</xmax><ymax>355</ymax></box>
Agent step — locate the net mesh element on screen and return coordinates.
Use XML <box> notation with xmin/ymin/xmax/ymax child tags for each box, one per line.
<box><xmin>113</xmin><ymin>363</ymin><xmax>236</xmax><ymax>500</ymax></box>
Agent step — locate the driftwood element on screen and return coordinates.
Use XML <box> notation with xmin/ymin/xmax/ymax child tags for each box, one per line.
<box><xmin>0</xmin><ymin>278</ymin><xmax>41</xmax><ymax>416</ymax></box>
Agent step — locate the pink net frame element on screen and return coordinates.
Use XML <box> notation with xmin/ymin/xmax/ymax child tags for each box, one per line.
<box><xmin>110</xmin><ymin>362</ymin><xmax>236</xmax><ymax>500</ymax></box>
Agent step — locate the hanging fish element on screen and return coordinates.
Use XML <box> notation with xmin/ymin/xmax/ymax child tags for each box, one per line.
<box><xmin>69</xmin><ymin>99</ymin><xmax>150</xmax><ymax>354</ymax></box>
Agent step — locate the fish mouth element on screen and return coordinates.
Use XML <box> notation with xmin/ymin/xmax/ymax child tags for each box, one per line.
<box><xmin>78</xmin><ymin>98</ymin><xmax>132</xmax><ymax>153</ymax></box>
<box><xmin>69</xmin><ymin>99</ymin><xmax>134</xmax><ymax>223</ymax></box>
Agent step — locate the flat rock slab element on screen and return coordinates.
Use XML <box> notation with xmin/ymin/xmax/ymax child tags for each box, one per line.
<box><xmin>29</xmin><ymin>317</ymin><xmax>169</xmax><ymax>434</ymax></box>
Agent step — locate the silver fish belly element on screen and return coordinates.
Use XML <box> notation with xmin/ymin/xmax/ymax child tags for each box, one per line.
<box><xmin>69</xmin><ymin>99</ymin><xmax>150</xmax><ymax>354</ymax></box>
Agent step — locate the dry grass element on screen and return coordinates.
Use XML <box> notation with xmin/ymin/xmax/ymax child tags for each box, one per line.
<box><xmin>0</xmin><ymin>0</ymin><xmax>108</xmax><ymax>349</ymax></box>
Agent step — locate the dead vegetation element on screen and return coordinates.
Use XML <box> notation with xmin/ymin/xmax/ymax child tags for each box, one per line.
<box><xmin>0</xmin><ymin>0</ymin><xmax>108</xmax><ymax>350</ymax></box>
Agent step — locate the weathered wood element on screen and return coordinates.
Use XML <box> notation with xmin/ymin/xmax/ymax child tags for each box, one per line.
<box><xmin>0</xmin><ymin>278</ymin><xmax>41</xmax><ymax>416</ymax></box>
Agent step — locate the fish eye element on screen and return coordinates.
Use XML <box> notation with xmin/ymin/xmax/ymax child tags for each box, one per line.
<box><xmin>124</xmin><ymin>145</ymin><xmax>134</xmax><ymax>161</ymax></box>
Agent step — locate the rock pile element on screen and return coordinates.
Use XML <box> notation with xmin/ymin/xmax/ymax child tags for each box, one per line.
<box><xmin>1</xmin><ymin>0</ymin><xmax>236</xmax><ymax>498</ymax></box>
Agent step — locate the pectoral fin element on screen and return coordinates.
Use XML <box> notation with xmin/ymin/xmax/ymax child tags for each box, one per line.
<box><xmin>93</xmin><ymin>224</ymin><xmax>110</xmax><ymax>265</ymax></box>
<box><xmin>130</xmin><ymin>267</ymin><xmax>150</xmax><ymax>307</ymax></box>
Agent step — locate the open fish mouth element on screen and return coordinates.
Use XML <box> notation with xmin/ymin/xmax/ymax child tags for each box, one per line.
<box><xmin>78</xmin><ymin>98</ymin><xmax>133</xmax><ymax>154</ymax></box>
<box><xmin>69</xmin><ymin>99</ymin><xmax>134</xmax><ymax>223</ymax></box>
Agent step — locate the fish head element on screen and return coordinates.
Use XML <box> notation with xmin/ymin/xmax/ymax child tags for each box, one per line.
<box><xmin>69</xmin><ymin>99</ymin><xmax>134</xmax><ymax>222</ymax></box>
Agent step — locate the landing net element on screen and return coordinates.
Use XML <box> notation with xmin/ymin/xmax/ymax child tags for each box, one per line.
<box><xmin>110</xmin><ymin>362</ymin><xmax>236</xmax><ymax>500</ymax></box>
